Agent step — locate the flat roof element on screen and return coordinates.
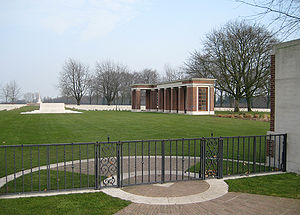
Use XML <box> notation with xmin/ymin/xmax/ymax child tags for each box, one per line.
<box><xmin>131</xmin><ymin>78</ymin><xmax>215</xmax><ymax>88</ymax></box>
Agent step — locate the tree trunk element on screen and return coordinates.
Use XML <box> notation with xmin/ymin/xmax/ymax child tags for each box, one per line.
<box><xmin>234</xmin><ymin>98</ymin><xmax>240</xmax><ymax>112</ymax></box>
<box><xmin>246</xmin><ymin>97</ymin><xmax>252</xmax><ymax>112</ymax></box>
<box><xmin>77</xmin><ymin>99</ymin><xmax>80</xmax><ymax>105</ymax></box>
<box><xmin>96</xmin><ymin>95</ymin><xmax>99</xmax><ymax>105</ymax></box>
<box><xmin>220</xmin><ymin>90</ymin><xmax>223</xmax><ymax>107</ymax></box>
<box><xmin>229</xmin><ymin>96</ymin><xmax>233</xmax><ymax>108</ymax></box>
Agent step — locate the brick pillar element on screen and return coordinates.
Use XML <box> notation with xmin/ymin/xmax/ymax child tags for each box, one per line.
<box><xmin>158</xmin><ymin>88</ymin><xmax>164</xmax><ymax>112</ymax></box>
<box><xmin>154</xmin><ymin>90</ymin><xmax>158</xmax><ymax>111</ymax></box>
<box><xmin>131</xmin><ymin>89</ymin><xmax>136</xmax><ymax>110</ymax></box>
<box><xmin>170</xmin><ymin>88</ymin><xmax>174</xmax><ymax>113</ymax></box>
<box><xmin>145</xmin><ymin>90</ymin><xmax>150</xmax><ymax>111</ymax></box>
<box><xmin>270</xmin><ymin>54</ymin><xmax>275</xmax><ymax>131</ymax></box>
<box><xmin>167</xmin><ymin>88</ymin><xmax>171</xmax><ymax>112</ymax></box>
<box><xmin>158</xmin><ymin>89</ymin><xmax>161</xmax><ymax>111</ymax></box>
<box><xmin>164</xmin><ymin>88</ymin><xmax>167</xmax><ymax>112</ymax></box>
<box><xmin>149</xmin><ymin>90</ymin><xmax>153</xmax><ymax>111</ymax></box>
<box><xmin>136</xmin><ymin>89</ymin><xmax>141</xmax><ymax>111</ymax></box>
<box><xmin>210</xmin><ymin>86</ymin><xmax>214</xmax><ymax>112</ymax></box>
<box><xmin>172</xmin><ymin>88</ymin><xmax>178</xmax><ymax>113</ymax></box>
<box><xmin>187</xmin><ymin>87</ymin><xmax>197</xmax><ymax>113</ymax></box>
<box><xmin>178</xmin><ymin>87</ymin><xmax>184</xmax><ymax>113</ymax></box>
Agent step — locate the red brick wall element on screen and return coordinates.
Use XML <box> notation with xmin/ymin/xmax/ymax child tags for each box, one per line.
<box><xmin>172</xmin><ymin>88</ymin><xmax>178</xmax><ymax>111</ymax></box>
<box><xmin>145</xmin><ymin>90</ymin><xmax>150</xmax><ymax>110</ymax></box>
<box><xmin>187</xmin><ymin>87</ymin><xmax>197</xmax><ymax>111</ymax></box>
<box><xmin>136</xmin><ymin>90</ymin><xmax>141</xmax><ymax>110</ymax></box>
<box><xmin>210</xmin><ymin>87</ymin><xmax>214</xmax><ymax>111</ymax></box>
<box><xmin>153</xmin><ymin>90</ymin><xmax>158</xmax><ymax>110</ymax></box>
<box><xmin>131</xmin><ymin>90</ymin><xmax>136</xmax><ymax>109</ymax></box>
<box><xmin>178</xmin><ymin>87</ymin><xmax>184</xmax><ymax>111</ymax></box>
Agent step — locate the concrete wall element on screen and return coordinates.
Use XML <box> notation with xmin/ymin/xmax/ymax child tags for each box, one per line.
<box><xmin>273</xmin><ymin>39</ymin><xmax>300</xmax><ymax>174</ymax></box>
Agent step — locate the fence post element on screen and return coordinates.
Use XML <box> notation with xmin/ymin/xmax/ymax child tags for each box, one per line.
<box><xmin>117</xmin><ymin>141</ymin><xmax>121</xmax><ymax>188</ymax></box>
<box><xmin>253</xmin><ymin>136</ymin><xmax>257</xmax><ymax>173</ymax></box>
<box><xmin>218</xmin><ymin>138</ymin><xmax>223</xmax><ymax>179</ymax></box>
<box><xmin>95</xmin><ymin>142</ymin><xmax>99</xmax><ymax>189</ymax></box>
<box><xmin>200</xmin><ymin>138</ymin><xmax>205</xmax><ymax>180</ymax></box>
<box><xmin>161</xmin><ymin>140</ymin><xmax>165</xmax><ymax>184</ymax></box>
<box><xmin>282</xmin><ymin>134</ymin><xmax>287</xmax><ymax>172</ymax></box>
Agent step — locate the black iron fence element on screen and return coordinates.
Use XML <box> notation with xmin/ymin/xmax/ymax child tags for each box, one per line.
<box><xmin>0</xmin><ymin>134</ymin><xmax>286</xmax><ymax>196</ymax></box>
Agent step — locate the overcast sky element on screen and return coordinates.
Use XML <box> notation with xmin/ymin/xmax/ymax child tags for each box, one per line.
<box><xmin>0</xmin><ymin>0</ymin><xmax>298</xmax><ymax>98</ymax></box>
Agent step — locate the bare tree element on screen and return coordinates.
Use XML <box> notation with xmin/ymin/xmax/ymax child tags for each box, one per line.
<box><xmin>23</xmin><ymin>92</ymin><xmax>39</xmax><ymax>103</ymax></box>
<box><xmin>1</xmin><ymin>83</ymin><xmax>10</xmax><ymax>103</ymax></box>
<box><xmin>236</xmin><ymin>0</ymin><xmax>300</xmax><ymax>39</ymax></box>
<box><xmin>59</xmin><ymin>58</ymin><xmax>90</xmax><ymax>105</ymax></box>
<box><xmin>162</xmin><ymin>64</ymin><xmax>186</xmax><ymax>82</ymax></box>
<box><xmin>185</xmin><ymin>21</ymin><xmax>277</xmax><ymax>112</ymax></box>
<box><xmin>2</xmin><ymin>81</ymin><xmax>21</xmax><ymax>104</ymax></box>
<box><xmin>92</xmin><ymin>77</ymin><xmax>102</xmax><ymax>105</ymax></box>
<box><xmin>86</xmin><ymin>74</ymin><xmax>96</xmax><ymax>105</ymax></box>
<box><xmin>95</xmin><ymin>61</ymin><xmax>128</xmax><ymax>105</ymax></box>
<box><xmin>184</xmin><ymin>52</ymin><xmax>227</xmax><ymax>107</ymax></box>
<box><xmin>119</xmin><ymin>72</ymin><xmax>135</xmax><ymax>104</ymax></box>
<box><xmin>133</xmin><ymin>69</ymin><xmax>160</xmax><ymax>84</ymax></box>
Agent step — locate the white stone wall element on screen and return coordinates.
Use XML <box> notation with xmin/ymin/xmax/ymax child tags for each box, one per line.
<box><xmin>0</xmin><ymin>104</ymin><xmax>26</xmax><ymax>111</ymax></box>
<box><xmin>66</xmin><ymin>105</ymin><xmax>146</xmax><ymax>111</ymax></box>
<box><xmin>274</xmin><ymin>39</ymin><xmax>300</xmax><ymax>174</ymax></box>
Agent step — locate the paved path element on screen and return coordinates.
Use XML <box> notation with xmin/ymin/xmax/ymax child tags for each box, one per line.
<box><xmin>102</xmin><ymin>179</ymin><xmax>228</xmax><ymax>205</ymax></box>
<box><xmin>115</xmin><ymin>192</ymin><xmax>300</xmax><ymax>215</ymax></box>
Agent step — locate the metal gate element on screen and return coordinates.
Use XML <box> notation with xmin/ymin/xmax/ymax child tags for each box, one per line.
<box><xmin>96</xmin><ymin>137</ymin><xmax>223</xmax><ymax>188</ymax></box>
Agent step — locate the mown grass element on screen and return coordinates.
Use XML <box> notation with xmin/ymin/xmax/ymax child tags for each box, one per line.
<box><xmin>0</xmin><ymin>192</ymin><xmax>131</xmax><ymax>215</ymax></box>
<box><xmin>0</xmin><ymin>170</ymin><xmax>96</xmax><ymax>194</ymax></box>
<box><xmin>225</xmin><ymin>173</ymin><xmax>300</xmax><ymax>199</ymax></box>
<box><xmin>0</xmin><ymin>106</ymin><xmax>269</xmax><ymax>145</ymax></box>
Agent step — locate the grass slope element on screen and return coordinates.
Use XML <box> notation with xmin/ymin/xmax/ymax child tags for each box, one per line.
<box><xmin>0</xmin><ymin>107</ymin><xmax>269</xmax><ymax>145</ymax></box>
<box><xmin>225</xmin><ymin>173</ymin><xmax>300</xmax><ymax>199</ymax></box>
<box><xmin>0</xmin><ymin>192</ymin><xmax>130</xmax><ymax>215</ymax></box>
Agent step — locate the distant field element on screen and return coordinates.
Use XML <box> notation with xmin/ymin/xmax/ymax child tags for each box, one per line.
<box><xmin>0</xmin><ymin>106</ymin><xmax>269</xmax><ymax>145</ymax></box>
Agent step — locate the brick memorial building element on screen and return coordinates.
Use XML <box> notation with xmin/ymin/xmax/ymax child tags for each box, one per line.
<box><xmin>131</xmin><ymin>78</ymin><xmax>215</xmax><ymax>115</ymax></box>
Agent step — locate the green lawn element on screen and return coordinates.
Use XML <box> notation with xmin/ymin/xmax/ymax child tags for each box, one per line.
<box><xmin>0</xmin><ymin>106</ymin><xmax>269</xmax><ymax>145</ymax></box>
<box><xmin>0</xmin><ymin>107</ymin><xmax>271</xmax><ymax>214</ymax></box>
<box><xmin>0</xmin><ymin>170</ymin><xmax>96</xmax><ymax>194</ymax></box>
<box><xmin>0</xmin><ymin>192</ymin><xmax>130</xmax><ymax>215</ymax></box>
<box><xmin>225</xmin><ymin>173</ymin><xmax>300</xmax><ymax>199</ymax></box>
<box><xmin>0</xmin><ymin>107</ymin><xmax>270</xmax><ymax>179</ymax></box>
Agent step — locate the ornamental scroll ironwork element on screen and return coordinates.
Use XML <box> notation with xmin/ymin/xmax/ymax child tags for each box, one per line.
<box><xmin>99</xmin><ymin>143</ymin><xmax>117</xmax><ymax>186</ymax></box>
<box><xmin>205</xmin><ymin>138</ymin><xmax>219</xmax><ymax>178</ymax></box>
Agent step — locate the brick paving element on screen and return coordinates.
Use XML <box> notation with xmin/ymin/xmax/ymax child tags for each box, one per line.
<box><xmin>115</xmin><ymin>192</ymin><xmax>300</xmax><ymax>215</ymax></box>
<box><xmin>122</xmin><ymin>180</ymin><xmax>209</xmax><ymax>197</ymax></box>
